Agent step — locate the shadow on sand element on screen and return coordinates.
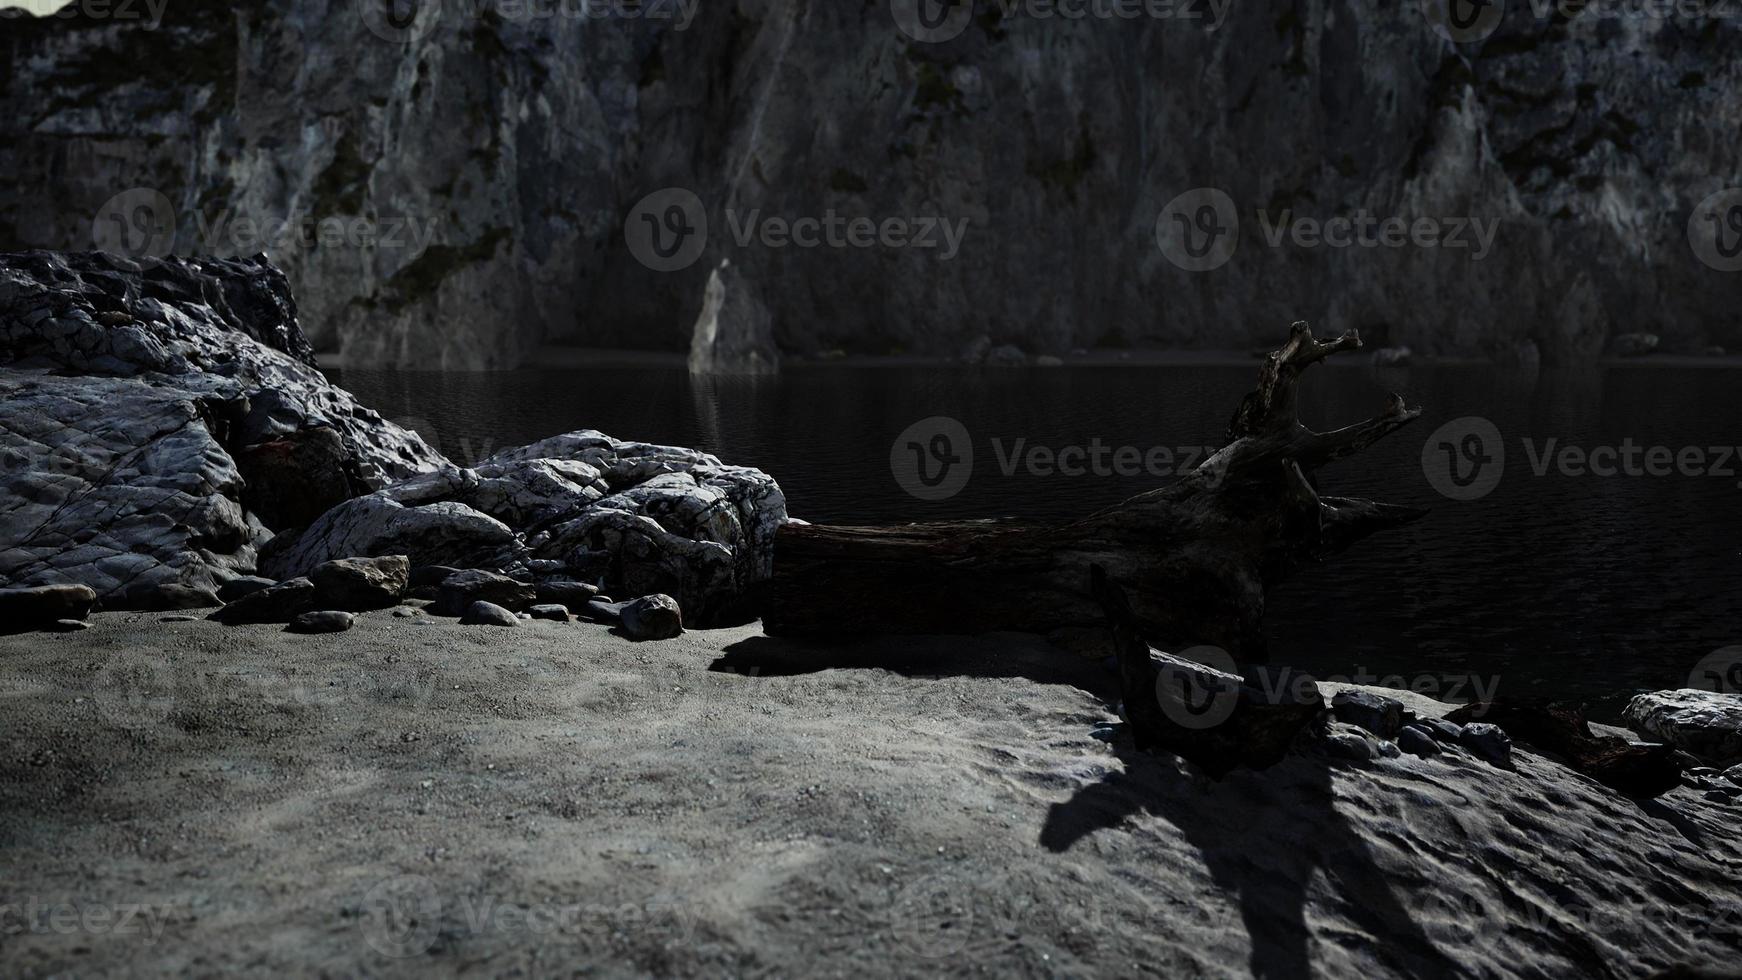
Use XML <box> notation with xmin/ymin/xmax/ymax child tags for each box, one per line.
<box><xmin>715</xmin><ymin>631</ymin><xmax>1463</xmax><ymax>979</ymax></box>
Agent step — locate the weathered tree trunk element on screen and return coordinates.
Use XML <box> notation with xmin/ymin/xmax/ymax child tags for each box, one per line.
<box><xmin>761</xmin><ymin>323</ymin><xmax>1426</xmax><ymax>661</ymax></box>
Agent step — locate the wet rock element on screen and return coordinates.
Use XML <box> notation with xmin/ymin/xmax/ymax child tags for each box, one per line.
<box><xmin>620</xmin><ymin>594</ymin><xmax>684</xmax><ymax>641</ymax></box>
<box><xmin>208</xmin><ymin>577</ymin><xmax>315</xmax><ymax>625</ymax></box>
<box><xmin>0</xmin><ymin>584</ymin><xmax>97</xmax><ymax>629</ymax></box>
<box><xmin>217</xmin><ymin>576</ymin><xmax>278</xmax><ymax>603</ymax></box>
<box><xmin>527</xmin><ymin>604</ymin><xmax>571</xmax><ymax>622</ymax></box>
<box><xmin>310</xmin><ymin>555</ymin><xmax>409</xmax><ymax>611</ymax></box>
<box><xmin>1398</xmin><ymin>726</ymin><xmax>1441</xmax><ymax>758</ymax></box>
<box><xmin>287</xmin><ymin>610</ymin><xmax>354</xmax><ymax>634</ymax></box>
<box><xmin>1459</xmin><ymin>723</ymin><xmax>1513</xmax><ymax>767</ymax></box>
<box><xmin>688</xmin><ymin>259</ymin><xmax>779</xmax><ymax>376</ymax></box>
<box><xmin>459</xmin><ymin>601</ymin><xmax>518</xmax><ymax>627</ymax></box>
<box><xmin>1623</xmin><ymin>690</ymin><xmax>1742</xmax><ymax>767</ymax></box>
<box><xmin>1331</xmin><ymin>690</ymin><xmax>1405</xmax><ymax>740</ymax></box>
<box><xmin>431</xmin><ymin>570</ymin><xmax>535</xmax><ymax>617</ymax></box>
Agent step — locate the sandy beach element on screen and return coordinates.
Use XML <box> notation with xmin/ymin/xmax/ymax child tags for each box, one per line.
<box><xmin>2</xmin><ymin>610</ymin><xmax>1738</xmax><ymax>978</ymax></box>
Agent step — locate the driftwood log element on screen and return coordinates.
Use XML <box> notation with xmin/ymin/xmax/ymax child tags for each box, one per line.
<box><xmin>762</xmin><ymin>323</ymin><xmax>1426</xmax><ymax>661</ymax></box>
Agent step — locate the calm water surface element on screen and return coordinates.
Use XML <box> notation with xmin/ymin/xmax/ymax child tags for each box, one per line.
<box><xmin>334</xmin><ymin>362</ymin><xmax>1742</xmax><ymax>717</ymax></box>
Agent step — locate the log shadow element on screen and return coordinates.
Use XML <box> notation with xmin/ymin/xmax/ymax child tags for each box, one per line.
<box><xmin>1041</xmin><ymin>746</ymin><xmax>1462</xmax><ymax>980</ymax></box>
<box><xmin>709</xmin><ymin>632</ymin><xmax>1121</xmax><ymax>699</ymax></box>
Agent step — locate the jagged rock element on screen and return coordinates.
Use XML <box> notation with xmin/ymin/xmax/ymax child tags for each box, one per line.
<box><xmin>257</xmin><ymin>494</ymin><xmax>527</xmax><ymax>582</ymax></box>
<box><xmin>287</xmin><ymin>610</ymin><xmax>354</xmax><ymax>634</ymax></box>
<box><xmin>208</xmin><ymin>577</ymin><xmax>314</xmax><ymax>625</ymax></box>
<box><xmin>235</xmin><ymin>426</ymin><xmax>372</xmax><ymax>531</ymax></box>
<box><xmin>310</xmin><ymin>555</ymin><xmax>409</xmax><ymax>612</ymax></box>
<box><xmin>1611</xmin><ymin>333</ymin><xmax>1660</xmax><ymax>357</ymax></box>
<box><xmin>1332</xmin><ymin>690</ymin><xmax>1405</xmax><ymax>740</ymax></box>
<box><xmin>1459</xmin><ymin>723</ymin><xmax>1513</xmax><ymax>767</ymax></box>
<box><xmin>0</xmin><ymin>252</ymin><xmax>444</xmax><ymax>607</ymax></box>
<box><xmin>0</xmin><ymin>584</ymin><xmax>96</xmax><ymax>630</ymax></box>
<box><xmin>459</xmin><ymin>601</ymin><xmax>518</xmax><ymax>628</ymax></box>
<box><xmin>1624</xmin><ymin>691</ymin><xmax>1742</xmax><ymax>767</ymax></box>
<box><xmin>620</xmin><ymin>594</ymin><xmax>684</xmax><ymax>641</ymax></box>
<box><xmin>431</xmin><ymin>571</ymin><xmax>535</xmax><ymax>618</ymax></box>
<box><xmin>688</xmin><ymin>259</ymin><xmax>779</xmax><ymax>376</ymax></box>
<box><xmin>217</xmin><ymin>576</ymin><xmax>277</xmax><ymax>603</ymax></box>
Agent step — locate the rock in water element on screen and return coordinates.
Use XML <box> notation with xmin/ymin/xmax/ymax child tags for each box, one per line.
<box><xmin>431</xmin><ymin>570</ymin><xmax>535</xmax><ymax>617</ymax></box>
<box><xmin>1611</xmin><ymin>333</ymin><xmax>1660</xmax><ymax>357</ymax></box>
<box><xmin>208</xmin><ymin>578</ymin><xmax>315</xmax><ymax>625</ymax></box>
<box><xmin>459</xmin><ymin>601</ymin><xmax>518</xmax><ymax>627</ymax></box>
<box><xmin>287</xmin><ymin>610</ymin><xmax>355</xmax><ymax>634</ymax></box>
<box><xmin>310</xmin><ymin>555</ymin><xmax>409</xmax><ymax>611</ymax></box>
<box><xmin>0</xmin><ymin>584</ymin><xmax>97</xmax><ymax>631</ymax></box>
<box><xmin>620</xmin><ymin>594</ymin><xmax>684</xmax><ymax>641</ymax></box>
<box><xmin>1331</xmin><ymin>690</ymin><xmax>1405</xmax><ymax>740</ymax></box>
<box><xmin>687</xmin><ymin>259</ymin><xmax>779</xmax><ymax>376</ymax></box>
<box><xmin>1624</xmin><ymin>691</ymin><xmax>1742</xmax><ymax>767</ymax></box>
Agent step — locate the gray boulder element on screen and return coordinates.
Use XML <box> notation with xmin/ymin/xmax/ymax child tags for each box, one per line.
<box><xmin>688</xmin><ymin>259</ymin><xmax>779</xmax><ymax>376</ymax></box>
<box><xmin>217</xmin><ymin>576</ymin><xmax>278</xmax><ymax>603</ymax></box>
<box><xmin>0</xmin><ymin>584</ymin><xmax>96</xmax><ymax>630</ymax></box>
<box><xmin>1624</xmin><ymin>690</ymin><xmax>1742</xmax><ymax>766</ymax></box>
<box><xmin>620</xmin><ymin>594</ymin><xmax>684</xmax><ymax>641</ymax></box>
<box><xmin>258</xmin><ymin>493</ymin><xmax>527</xmax><ymax>582</ymax></box>
<box><xmin>1331</xmin><ymin>690</ymin><xmax>1406</xmax><ymax>740</ymax></box>
<box><xmin>310</xmin><ymin>555</ymin><xmax>409</xmax><ymax>612</ymax></box>
<box><xmin>1459</xmin><ymin>723</ymin><xmax>1514</xmax><ymax>767</ymax></box>
<box><xmin>432</xmin><ymin>571</ymin><xmax>535</xmax><ymax>618</ymax></box>
<box><xmin>534</xmin><ymin>580</ymin><xmax>599</xmax><ymax>611</ymax></box>
<box><xmin>1397</xmin><ymin>726</ymin><xmax>1441</xmax><ymax>758</ymax></box>
<box><xmin>459</xmin><ymin>601</ymin><xmax>518</xmax><ymax>628</ymax></box>
<box><xmin>287</xmin><ymin>610</ymin><xmax>355</xmax><ymax>634</ymax></box>
<box><xmin>526</xmin><ymin>604</ymin><xmax>572</xmax><ymax>622</ymax></box>
<box><xmin>208</xmin><ymin>577</ymin><xmax>315</xmax><ymax>625</ymax></box>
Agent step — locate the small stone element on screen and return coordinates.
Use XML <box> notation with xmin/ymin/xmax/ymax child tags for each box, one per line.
<box><xmin>287</xmin><ymin>610</ymin><xmax>355</xmax><ymax>634</ymax></box>
<box><xmin>310</xmin><ymin>555</ymin><xmax>409</xmax><ymax>611</ymax></box>
<box><xmin>1458</xmin><ymin>723</ymin><xmax>1513</xmax><ymax>766</ymax></box>
<box><xmin>1331</xmin><ymin>690</ymin><xmax>1405</xmax><ymax>740</ymax></box>
<box><xmin>1377</xmin><ymin>740</ymin><xmax>1401</xmax><ymax>759</ymax></box>
<box><xmin>1397</xmin><ymin>726</ymin><xmax>1441</xmax><ymax>758</ymax></box>
<box><xmin>47</xmin><ymin>619</ymin><xmax>91</xmax><ymax>632</ymax></box>
<box><xmin>391</xmin><ymin>607</ymin><xmax>420</xmax><ymax>618</ymax></box>
<box><xmin>620</xmin><ymin>594</ymin><xmax>683</xmax><ymax>641</ymax></box>
<box><xmin>159</xmin><ymin>615</ymin><xmax>201</xmax><ymax>623</ymax></box>
<box><xmin>459</xmin><ymin>601</ymin><xmax>518</xmax><ymax>627</ymax></box>
<box><xmin>1724</xmin><ymin>764</ymin><xmax>1742</xmax><ymax>786</ymax></box>
<box><xmin>527</xmin><ymin>604</ymin><xmax>571</xmax><ymax>622</ymax></box>
<box><xmin>217</xmin><ymin>576</ymin><xmax>278</xmax><ymax>604</ymax></box>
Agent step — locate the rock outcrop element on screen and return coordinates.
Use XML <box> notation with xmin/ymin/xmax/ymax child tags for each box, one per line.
<box><xmin>688</xmin><ymin>259</ymin><xmax>779</xmax><ymax>376</ymax></box>
<box><xmin>1625</xmin><ymin>690</ymin><xmax>1742</xmax><ymax>767</ymax></box>
<box><xmin>0</xmin><ymin>251</ymin><xmax>788</xmax><ymax>621</ymax></box>
<box><xmin>4</xmin><ymin>4</ymin><xmax>1739</xmax><ymax>365</ymax></box>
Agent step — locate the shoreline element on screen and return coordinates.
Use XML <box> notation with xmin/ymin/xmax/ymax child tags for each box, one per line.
<box><xmin>318</xmin><ymin>346</ymin><xmax>1742</xmax><ymax>372</ymax></box>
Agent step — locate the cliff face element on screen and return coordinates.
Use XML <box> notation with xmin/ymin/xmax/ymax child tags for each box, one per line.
<box><xmin>3</xmin><ymin>1</ymin><xmax>1738</xmax><ymax>366</ymax></box>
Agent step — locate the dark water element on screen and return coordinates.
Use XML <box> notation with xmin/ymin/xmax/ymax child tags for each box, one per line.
<box><xmin>334</xmin><ymin>362</ymin><xmax>1742</xmax><ymax>717</ymax></box>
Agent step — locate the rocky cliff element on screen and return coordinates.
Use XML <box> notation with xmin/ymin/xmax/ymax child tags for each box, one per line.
<box><xmin>3</xmin><ymin>1</ymin><xmax>1738</xmax><ymax>366</ymax></box>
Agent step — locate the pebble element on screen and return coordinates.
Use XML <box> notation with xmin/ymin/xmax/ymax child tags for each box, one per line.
<box><xmin>287</xmin><ymin>610</ymin><xmax>355</xmax><ymax>634</ymax></box>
